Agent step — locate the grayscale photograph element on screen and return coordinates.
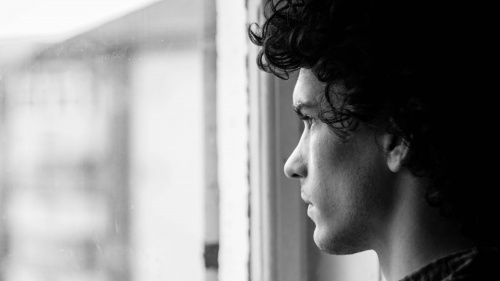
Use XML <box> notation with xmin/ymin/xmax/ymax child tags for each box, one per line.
<box><xmin>0</xmin><ymin>0</ymin><xmax>497</xmax><ymax>281</ymax></box>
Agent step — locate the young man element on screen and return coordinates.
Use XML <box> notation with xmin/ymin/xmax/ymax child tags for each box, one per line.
<box><xmin>249</xmin><ymin>0</ymin><xmax>499</xmax><ymax>280</ymax></box>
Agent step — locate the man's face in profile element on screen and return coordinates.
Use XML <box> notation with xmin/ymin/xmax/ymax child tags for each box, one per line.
<box><xmin>284</xmin><ymin>68</ymin><xmax>396</xmax><ymax>254</ymax></box>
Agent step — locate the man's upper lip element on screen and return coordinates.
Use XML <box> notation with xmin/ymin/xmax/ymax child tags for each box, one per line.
<box><xmin>300</xmin><ymin>190</ymin><xmax>311</xmax><ymax>204</ymax></box>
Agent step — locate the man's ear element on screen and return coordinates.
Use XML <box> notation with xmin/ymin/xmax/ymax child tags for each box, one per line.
<box><xmin>380</xmin><ymin>134</ymin><xmax>410</xmax><ymax>173</ymax></box>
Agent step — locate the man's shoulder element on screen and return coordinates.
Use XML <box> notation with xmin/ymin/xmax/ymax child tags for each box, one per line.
<box><xmin>401</xmin><ymin>247</ymin><xmax>500</xmax><ymax>281</ymax></box>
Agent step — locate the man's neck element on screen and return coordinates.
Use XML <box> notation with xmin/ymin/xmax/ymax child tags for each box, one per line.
<box><xmin>374</xmin><ymin>173</ymin><xmax>476</xmax><ymax>281</ymax></box>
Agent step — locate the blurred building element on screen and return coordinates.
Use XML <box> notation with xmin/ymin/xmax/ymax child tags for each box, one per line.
<box><xmin>0</xmin><ymin>1</ymin><xmax>206</xmax><ymax>280</ymax></box>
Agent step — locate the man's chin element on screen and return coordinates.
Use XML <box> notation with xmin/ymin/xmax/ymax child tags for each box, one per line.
<box><xmin>313</xmin><ymin>227</ymin><xmax>366</xmax><ymax>255</ymax></box>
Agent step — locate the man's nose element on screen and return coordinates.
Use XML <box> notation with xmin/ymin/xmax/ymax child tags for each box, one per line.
<box><xmin>284</xmin><ymin>145</ymin><xmax>307</xmax><ymax>179</ymax></box>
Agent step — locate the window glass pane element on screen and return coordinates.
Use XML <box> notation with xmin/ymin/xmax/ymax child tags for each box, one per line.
<box><xmin>0</xmin><ymin>1</ymin><xmax>206</xmax><ymax>280</ymax></box>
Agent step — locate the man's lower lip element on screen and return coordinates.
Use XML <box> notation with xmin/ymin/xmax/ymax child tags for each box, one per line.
<box><xmin>307</xmin><ymin>204</ymin><xmax>313</xmax><ymax>216</ymax></box>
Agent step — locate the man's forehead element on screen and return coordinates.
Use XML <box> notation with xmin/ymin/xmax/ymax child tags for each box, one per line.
<box><xmin>293</xmin><ymin>68</ymin><xmax>349</xmax><ymax>108</ymax></box>
<box><xmin>293</xmin><ymin>68</ymin><xmax>325</xmax><ymax>109</ymax></box>
<box><xmin>292</xmin><ymin>69</ymin><xmax>325</xmax><ymax>107</ymax></box>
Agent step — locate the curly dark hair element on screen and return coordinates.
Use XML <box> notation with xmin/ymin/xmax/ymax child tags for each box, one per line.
<box><xmin>249</xmin><ymin>0</ymin><xmax>498</xmax><ymax>245</ymax></box>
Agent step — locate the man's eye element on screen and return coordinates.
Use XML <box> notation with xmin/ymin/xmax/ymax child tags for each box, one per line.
<box><xmin>300</xmin><ymin>116</ymin><xmax>315</xmax><ymax>127</ymax></box>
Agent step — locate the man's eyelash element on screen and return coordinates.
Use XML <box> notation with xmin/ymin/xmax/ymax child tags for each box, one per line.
<box><xmin>299</xmin><ymin>115</ymin><xmax>315</xmax><ymax>126</ymax></box>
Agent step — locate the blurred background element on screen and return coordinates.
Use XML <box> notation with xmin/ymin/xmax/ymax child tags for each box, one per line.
<box><xmin>0</xmin><ymin>0</ymin><xmax>380</xmax><ymax>281</ymax></box>
<box><xmin>0</xmin><ymin>1</ymin><xmax>206</xmax><ymax>280</ymax></box>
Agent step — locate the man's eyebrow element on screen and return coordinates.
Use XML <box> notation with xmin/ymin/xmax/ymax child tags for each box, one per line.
<box><xmin>293</xmin><ymin>101</ymin><xmax>318</xmax><ymax>117</ymax></box>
